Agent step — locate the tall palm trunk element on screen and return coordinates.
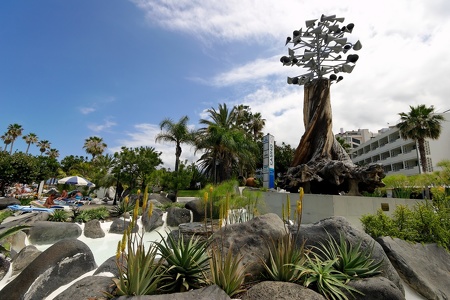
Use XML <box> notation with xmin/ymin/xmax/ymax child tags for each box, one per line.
<box><xmin>417</xmin><ymin>138</ymin><xmax>428</xmax><ymax>173</ymax></box>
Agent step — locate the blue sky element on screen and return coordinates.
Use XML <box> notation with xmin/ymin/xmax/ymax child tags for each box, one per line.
<box><xmin>1</xmin><ymin>0</ymin><xmax>450</xmax><ymax>169</ymax></box>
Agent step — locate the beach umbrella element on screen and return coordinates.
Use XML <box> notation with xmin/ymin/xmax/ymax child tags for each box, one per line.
<box><xmin>45</xmin><ymin>178</ymin><xmax>58</xmax><ymax>185</ymax></box>
<box><xmin>57</xmin><ymin>176</ymin><xmax>95</xmax><ymax>187</ymax></box>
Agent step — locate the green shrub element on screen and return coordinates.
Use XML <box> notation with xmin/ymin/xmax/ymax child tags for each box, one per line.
<box><xmin>0</xmin><ymin>210</ymin><xmax>13</xmax><ymax>224</ymax></box>
<box><xmin>111</xmin><ymin>196</ymin><xmax>135</xmax><ymax>217</ymax></box>
<box><xmin>155</xmin><ymin>232</ymin><xmax>210</xmax><ymax>292</ymax></box>
<box><xmin>48</xmin><ymin>209</ymin><xmax>69</xmax><ymax>222</ymax></box>
<box><xmin>361</xmin><ymin>200</ymin><xmax>450</xmax><ymax>249</ymax></box>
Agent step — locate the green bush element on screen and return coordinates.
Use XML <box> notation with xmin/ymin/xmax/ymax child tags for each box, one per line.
<box><xmin>0</xmin><ymin>210</ymin><xmax>13</xmax><ymax>224</ymax></box>
<box><xmin>48</xmin><ymin>209</ymin><xmax>69</xmax><ymax>222</ymax></box>
<box><xmin>361</xmin><ymin>200</ymin><xmax>450</xmax><ymax>249</ymax></box>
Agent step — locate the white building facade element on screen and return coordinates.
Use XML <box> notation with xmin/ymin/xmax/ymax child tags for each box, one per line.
<box><xmin>335</xmin><ymin>128</ymin><xmax>375</xmax><ymax>150</ymax></box>
<box><xmin>349</xmin><ymin>112</ymin><xmax>450</xmax><ymax>176</ymax></box>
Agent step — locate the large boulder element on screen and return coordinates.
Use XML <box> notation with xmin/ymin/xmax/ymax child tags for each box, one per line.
<box><xmin>0</xmin><ymin>197</ymin><xmax>20</xmax><ymax>209</ymax></box>
<box><xmin>84</xmin><ymin>219</ymin><xmax>106</xmax><ymax>238</ymax></box>
<box><xmin>184</xmin><ymin>199</ymin><xmax>205</xmax><ymax>222</ymax></box>
<box><xmin>0</xmin><ymin>211</ymin><xmax>49</xmax><ymax>230</ymax></box>
<box><xmin>212</xmin><ymin>213</ymin><xmax>286</xmax><ymax>282</ymax></box>
<box><xmin>11</xmin><ymin>245</ymin><xmax>42</xmax><ymax>276</ymax></box>
<box><xmin>292</xmin><ymin>216</ymin><xmax>404</xmax><ymax>295</ymax></box>
<box><xmin>345</xmin><ymin>276</ymin><xmax>405</xmax><ymax>300</ymax></box>
<box><xmin>114</xmin><ymin>284</ymin><xmax>231</xmax><ymax>300</ymax></box>
<box><xmin>5</xmin><ymin>229</ymin><xmax>27</xmax><ymax>258</ymax></box>
<box><xmin>109</xmin><ymin>218</ymin><xmax>139</xmax><ymax>234</ymax></box>
<box><xmin>141</xmin><ymin>208</ymin><xmax>164</xmax><ymax>232</ymax></box>
<box><xmin>166</xmin><ymin>207</ymin><xmax>191</xmax><ymax>227</ymax></box>
<box><xmin>242</xmin><ymin>281</ymin><xmax>325</xmax><ymax>300</ymax></box>
<box><xmin>377</xmin><ymin>236</ymin><xmax>450</xmax><ymax>300</ymax></box>
<box><xmin>53</xmin><ymin>275</ymin><xmax>115</xmax><ymax>300</ymax></box>
<box><xmin>94</xmin><ymin>255</ymin><xmax>121</xmax><ymax>278</ymax></box>
<box><xmin>0</xmin><ymin>239</ymin><xmax>97</xmax><ymax>300</ymax></box>
<box><xmin>27</xmin><ymin>221</ymin><xmax>82</xmax><ymax>245</ymax></box>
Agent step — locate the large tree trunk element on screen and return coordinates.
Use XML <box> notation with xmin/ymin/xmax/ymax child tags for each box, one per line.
<box><xmin>281</xmin><ymin>78</ymin><xmax>385</xmax><ymax>195</ymax></box>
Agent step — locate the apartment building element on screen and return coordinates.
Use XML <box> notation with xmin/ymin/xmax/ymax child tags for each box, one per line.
<box><xmin>349</xmin><ymin>112</ymin><xmax>450</xmax><ymax>176</ymax></box>
<box><xmin>335</xmin><ymin>128</ymin><xmax>375</xmax><ymax>150</ymax></box>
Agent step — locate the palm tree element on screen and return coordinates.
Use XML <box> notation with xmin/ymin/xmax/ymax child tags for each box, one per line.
<box><xmin>397</xmin><ymin>104</ymin><xmax>445</xmax><ymax>173</ymax></box>
<box><xmin>336</xmin><ymin>136</ymin><xmax>351</xmax><ymax>153</ymax></box>
<box><xmin>248</xmin><ymin>112</ymin><xmax>266</xmax><ymax>141</ymax></box>
<box><xmin>46</xmin><ymin>148</ymin><xmax>60</xmax><ymax>159</ymax></box>
<box><xmin>195</xmin><ymin>103</ymin><xmax>258</xmax><ymax>182</ymax></box>
<box><xmin>37</xmin><ymin>140</ymin><xmax>51</xmax><ymax>156</ymax></box>
<box><xmin>23</xmin><ymin>133</ymin><xmax>39</xmax><ymax>154</ymax></box>
<box><xmin>6</xmin><ymin>123</ymin><xmax>23</xmax><ymax>154</ymax></box>
<box><xmin>83</xmin><ymin>136</ymin><xmax>107</xmax><ymax>160</ymax></box>
<box><xmin>155</xmin><ymin>115</ymin><xmax>193</xmax><ymax>173</ymax></box>
<box><xmin>1</xmin><ymin>133</ymin><xmax>12</xmax><ymax>152</ymax></box>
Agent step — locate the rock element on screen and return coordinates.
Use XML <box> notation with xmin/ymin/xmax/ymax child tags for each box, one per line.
<box><xmin>11</xmin><ymin>245</ymin><xmax>42</xmax><ymax>276</ymax></box>
<box><xmin>184</xmin><ymin>199</ymin><xmax>205</xmax><ymax>222</ymax></box>
<box><xmin>27</xmin><ymin>221</ymin><xmax>82</xmax><ymax>245</ymax></box>
<box><xmin>345</xmin><ymin>276</ymin><xmax>405</xmax><ymax>300</ymax></box>
<box><xmin>293</xmin><ymin>216</ymin><xmax>404</xmax><ymax>295</ymax></box>
<box><xmin>0</xmin><ymin>239</ymin><xmax>97</xmax><ymax>300</ymax></box>
<box><xmin>0</xmin><ymin>211</ymin><xmax>49</xmax><ymax>230</ymax></box>
<box><xmin>5</xmin><ymin>230</ymin><xmax>26</xmax><ymax>259</ymax></box>
<box><xmin>141</xmin><ymin>208</ymin><xmax>164</xmax><ymax>232</ymax></box>
<box><xmin>0</xmin><ymin>197</ymin><xmax>20</xmax><ymax>209</ymax></box>
<box><xmin>109</xmin><ymin>218</ymin><xmax>139</xmax><ymax>234</ymax></box>
<box><xmin>94</xmin><ymin>255</ymin><xmax>121</xmax><ymax>278</ymax></box>
<box><xmin>212</xmin><ymin>213</ymin><xmax>286</xmax><ymax>282</ymax></box>
<box><xmin>53</xmin><ymin>275</ymin><xmax>114</xmax><ymax>300</ymax></box>
<box><xmin>148</xmin><ymin>193</ymin><xmax>173</xmax><ymax>205</ymax></box>
<box><xmin>84</xmin><ymin>219</ymin><xmax>106</xmax><ymax>238</ymax></box>
<box><xmin>166</xmin><ymin>207</ymin><xmax>191</xmax><ymax>227</ymax></box>
<box><xmin>0</xmin><ymin>256</ymin><xmax>10</xmax><ymax>281</ymax></box>
<box><xmin>242</xmin><ymin>281</ymin><xmax>325</xmax><ymax>300</ymax></box>
<box><xmin>114</xmin><ymin>284</ymin><xmax>231</xmax><ymax>300</ymax></box>
<box><xmin>167</xmin><ymin>192</ymin><xmax>177</xmax><ymax>202</ymax></box>
<box><xmin>377</xmin><ymin>236</ymin><xmax>450</xmax><ymax>300</ymax></box>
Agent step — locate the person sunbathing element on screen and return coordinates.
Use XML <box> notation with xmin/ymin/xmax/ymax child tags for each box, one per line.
<box><xmin>57</xmin><ymin>189</ymin><xmax>68</xmax><ymax>200</ymax></box>
<box><xmin>44</xmin><ymin>194</ymin><xmax>56</xmax><ymax>208</ymax></box>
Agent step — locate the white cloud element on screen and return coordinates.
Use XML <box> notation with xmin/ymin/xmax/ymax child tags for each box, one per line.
<box><xmin>80</xmin><ymin>107</ymin><xmax>95</xmax><ymax>115</ymax></box>
<box><xmin>130</xmin><ymin>0</ymin><xmax>450</xmax><ymax>149</ymax></box>
<box><xmin>111</xmin><ymin>123</ymin><xmax>200</xmax><ymax>170</ymax></box>
<box><xmin>88</xmin><ymin>120</ymin><xmax>117</xmax><ymax>133</ymax></box>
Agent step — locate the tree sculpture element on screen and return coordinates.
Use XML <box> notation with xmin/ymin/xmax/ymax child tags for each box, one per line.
<box><xmin>279</xmin><ymin>14</ymin><xmax>385</xmax><ymax>195</ymax></box>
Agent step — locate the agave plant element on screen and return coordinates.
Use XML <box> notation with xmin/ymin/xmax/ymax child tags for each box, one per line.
<box><xmin>296</xmin><ymin>252</ymin><xmax>362</xmax><ymax>300</ymax></box>
<box><xmin>262</xmin><ymin>233</ymin><xmax>306</xmax><ymax>282</ymax></box>
<box><xmin>209</xmin><ymin>244</ymin><xmax>247</xmax><ymax>297</ymax></box>
<box><xmin>155</xmin><ymin>232</ymin><xmax>210</xmax><ymax>292</ymax></box>
<box><xmin>48</xmin><ymin>209</ymin><xmax>69</xmax><ymax>222</ymax></box>
<box><xmin>315</xmin><ymin>232</ymin><xmax>382</xmax><ymax>279</ymax></box>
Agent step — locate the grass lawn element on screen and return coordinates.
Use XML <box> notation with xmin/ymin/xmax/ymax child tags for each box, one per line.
<box><xmin>177</xmin><ymin>190</ymin><xmax>202</xmax><ymax>197</ymax></box>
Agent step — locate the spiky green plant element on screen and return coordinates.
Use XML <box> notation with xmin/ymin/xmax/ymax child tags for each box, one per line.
<box><xmin>315</xmin><ymin>232</ymin><xmax>382</xmax><ymax>279</ymax></box>
<box><xmin>209</xmin><ymin>244</ymin><xmax>247</xmax><ymax>297</ymax></box>
<box><xmin>155</xmin><ymin>232</ymin><xmax>210</xmax><ymax>292</ymax></box>
<box><xmin>262</xmin><ymin>233</ymin><xmax>306</xmax><ymax>282</ymax></box>
<box><xmin>48</xmin><ymin>209</ymin><xmax>69</xmax><ymax>222</ymax></box>
<box><xmin>110</xmin><ymin>199</ymin><xmax>170</xmax><ymax>296</ymax></box>
<box><xmin>111</xmin><ymin>196</ymin><xmax>135</xmax><ymax>217</ymax></box>
<box><xmin>295</xmin><ymin>253</ymin><xmax>362</xmax><ymax>300</ymax></box>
